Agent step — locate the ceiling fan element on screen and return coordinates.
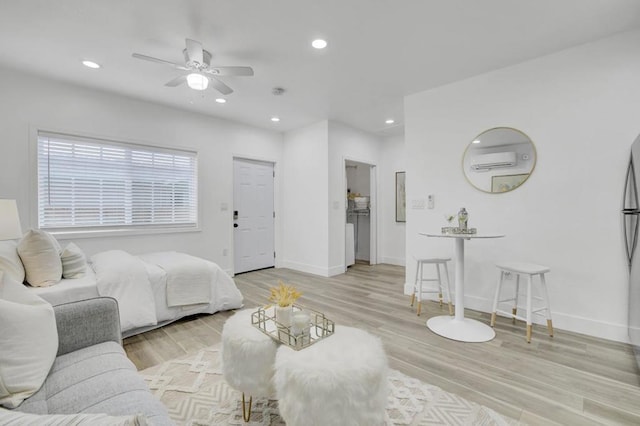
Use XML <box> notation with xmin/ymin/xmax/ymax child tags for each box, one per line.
<box><xmin>132</xmin><ymin>38</ymin><xmax>254</xmax><ymax>95</ymax></box>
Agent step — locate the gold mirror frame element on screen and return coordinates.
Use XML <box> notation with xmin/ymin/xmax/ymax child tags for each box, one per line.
<box><xmin>462</xmin><ymin>127</ymin><xmax>537</xmax><ymax>194</ymax></box>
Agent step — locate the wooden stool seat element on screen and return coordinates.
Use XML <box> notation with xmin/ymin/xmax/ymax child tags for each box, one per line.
<box><xmin>410</xmin><ymin>257</ymin><xmax>453</xmax><ymax>316</ymax></box>
<box><xmin>490</xmin><ymin>262</ymin><xmax>553</xmax><ymax>343</ymax></box>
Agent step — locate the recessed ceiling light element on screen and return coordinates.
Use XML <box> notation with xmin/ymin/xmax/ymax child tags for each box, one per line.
<box><xmin>215</xmin><ymin>98</ymin><xmax>227</xmax><ymax>104</ymax></box>
<box><xmin>472</xmin><ymin>139</ymin><xmax>481</xmax><ymax>144</ymax></box>
<box><xmin>82</xmin><ymin>60</ymin><xmax>100</xmax><ymax>69</ymax></box>
<box><xmin>312</xmin><ymin>39</ymin><xmax>327</xmax><ymax>49</ymax></box>
<box><xmin>271</xmin><ymin>117</ymin><xmax>280</xmax><ymax>122</ymax></box>
<box><xmin>385</xmin><ymin>119</ymin><xmax>395</xmax><ymax>124</ymax></box>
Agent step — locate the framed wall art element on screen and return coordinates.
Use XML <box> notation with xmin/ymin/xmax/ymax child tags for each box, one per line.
<box><xmin>491</xmin><ymin>173</ymin><xmax>529</xmax><ymax>193</ymax></box>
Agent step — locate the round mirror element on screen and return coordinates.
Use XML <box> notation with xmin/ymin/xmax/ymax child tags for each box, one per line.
<box><xmin>462</xmin><ymin>127</ymin><xmax>536</xmax><ymax>193</ymax></box>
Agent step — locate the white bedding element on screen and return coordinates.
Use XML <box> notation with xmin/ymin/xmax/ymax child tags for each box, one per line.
<box><xmin>91</xmin><ymin>250</ymin><xmax>158</xmax><ymax>332</ymax></box>
<box><xmin>139</xmin><ymin>251</ymin><xmax>244</xmax><ymax>324</ymax></box>
<box><xmin>139</xmin><ymin>251</ymin><xmax>212</xmax><ymax>307</ymax></box>
<box><xmin>31</xmin><ymin>250</ymin><xmax>243</xmax><ymax>335</ymax></box>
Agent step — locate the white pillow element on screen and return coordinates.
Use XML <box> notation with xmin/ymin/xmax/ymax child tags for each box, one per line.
<box><xmin>0</xmin><ymin>240</ymin><xmax>25</xmax><ymax>283</ymax></box>
<box><xmin>17</xmin><ymin>230</ymin><xmax>62</xmax><ymax>287</ymax></box>
<box><xmin>61</xmin><ymin>243</ymin><xmax>87</xmax><ymax>279</ymax></box>
<box><xmin>0</xmin><ymin>271</ymin><xmax>58</xmax><ymax>408</ymax></box>
<box><xmin>44</xmin><ymin>231</ymin><xmax>62</xmax><ymax>255</ymax></box>
<box><xmin>0</xmin><ymin>408</ymin><xmax>147</xmax><ymax>425</ymax></box>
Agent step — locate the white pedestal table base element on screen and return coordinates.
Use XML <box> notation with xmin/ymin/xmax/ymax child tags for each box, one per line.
<box><xmin>426</xmin><ymin>315</ymin><xmax>496</xmax><ymax>343</ymax></box>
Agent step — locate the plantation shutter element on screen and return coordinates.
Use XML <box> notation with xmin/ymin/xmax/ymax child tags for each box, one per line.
<box><xmin>37</xmin><ymin>131</ymin><xmax>198</xmax><ymax>230</ymax></box>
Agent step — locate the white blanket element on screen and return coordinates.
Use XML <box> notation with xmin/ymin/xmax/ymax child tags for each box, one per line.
<box><xmin>90</xmin><ymin>250</ymin><xmax>157</xmax><ymax>331</ymax></box>
<box><xmin>139</xmin><ymin>251</ymin><xmax>212</xmax><ymax>307</ymax></box>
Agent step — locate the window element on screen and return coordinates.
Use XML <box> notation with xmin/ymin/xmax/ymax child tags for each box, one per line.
<box><xmin>37</xmin><ymin>131</ymin><xmax>198</xmax><ymax>233</ymax></box>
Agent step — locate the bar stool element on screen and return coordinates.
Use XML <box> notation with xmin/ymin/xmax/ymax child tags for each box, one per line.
<box><xmin>490</xmin><ymin>262</ymin><xmax>553</xmax><ymax>343</ymax></box>
<box><xmin>410</xmin><ymin>257</ymin><xmax>453</xmax><ymax>316</ymax></box>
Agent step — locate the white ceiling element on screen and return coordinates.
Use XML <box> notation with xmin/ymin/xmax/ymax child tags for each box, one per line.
<box><xmin>1</xmin><ymin>0</ymin><xmax>640</xmax><ymax>136</ymax></box>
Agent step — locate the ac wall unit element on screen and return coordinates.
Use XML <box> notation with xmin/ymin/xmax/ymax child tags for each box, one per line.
<box><xmin>471</xmin><ymin>152</ymin><xmax>517</xmax><ymax>170</ymax></box>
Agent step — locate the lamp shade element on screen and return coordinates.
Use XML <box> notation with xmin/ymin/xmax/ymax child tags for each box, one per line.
<box><xmin>0</xmin><ymin>199</ymin><xmax>23</xmax><ymax>240</ymax></box>
<box><xmin>186</xmin><ymin>73</ymin><xmax>209</xmax><ymax>91</ymax></box>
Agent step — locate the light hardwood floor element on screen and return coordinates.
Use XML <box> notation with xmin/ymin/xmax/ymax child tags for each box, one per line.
<box><xmin>124</xmin><ymin>264</ymin><xmax>640</xmax><ymax>425</ymax></box>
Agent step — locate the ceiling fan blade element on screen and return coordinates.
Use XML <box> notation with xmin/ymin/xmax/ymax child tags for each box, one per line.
<box><xmin>164</xmin><ymin>75</ymin><xmax>187</xmax><ymax>87</ymax></box>
<box><xmin>205</xmin><ymin>66</ymin><xmax>254</xmax><ymax>77</ymax></box>
<box><xmin>208</xmin><ymin>76</ymin><xmax>233</xmax><ymax>95</ymax></box>
<box><xmin>132</xmin><ymin>53</ymin><xmax>186</xmax><ymax>69</ymax></box>
<box><xmin>185</xmin><ymin>38</ymin><xmax>204</xmax><ymax>64</ymax></box>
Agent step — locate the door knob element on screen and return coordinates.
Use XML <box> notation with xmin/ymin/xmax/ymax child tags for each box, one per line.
<box><xmin>233</xmin><ymin>223</ymin><xmax>239</xmax><ymax>228</ymax></box>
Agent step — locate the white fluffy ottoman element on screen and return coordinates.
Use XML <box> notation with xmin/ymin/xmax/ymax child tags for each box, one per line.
<box><xmin>221</xmin><ymin>309</ymin><xmax>279</xmax><ymax>420</ymax></box>
<box><xmin>274</xmin><ymin>326</ymin><xmax>389</xmax><ymax>426</ymax></box>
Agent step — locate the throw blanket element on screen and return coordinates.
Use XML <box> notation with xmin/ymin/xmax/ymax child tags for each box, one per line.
<box><xmin>139</xmin><ymin>251</ymin><xmax>212</xmax><ymax>307</ymax></box>
<box><xmin>90</xmin><ymin>250</ymin><xmax>158</xmax><ymax>331</ymax></box>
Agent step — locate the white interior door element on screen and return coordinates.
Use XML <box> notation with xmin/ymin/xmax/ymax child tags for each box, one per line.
<box><xmin>233</xmin><ymin>158</ymin><xmax>275</xmax><ymax>274</ymax></box>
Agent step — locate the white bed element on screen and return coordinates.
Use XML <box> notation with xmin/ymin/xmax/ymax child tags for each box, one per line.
<box><xmin>31</xmin><ymin>250</ymin><xmax>244</xmax><ymax>337</ymax></box>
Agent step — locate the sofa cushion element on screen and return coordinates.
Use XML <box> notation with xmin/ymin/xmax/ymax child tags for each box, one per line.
<box><xmin>17</xmin><ymin>342</ymin><xmax>171</xmax><ymax>425</ymax></box>
<box><xmin>0</xmin><ymin>240</ymin><xmax>25</xmax><ymax>283</ymax></box>
<box><xmin>17</xmin><ymin>230</ymin><xmax>62</xmax><ymax>287</ymax></box>
<box><xmin>61</xmin><ymin>243</ymin><xmax>87</xmax><ymax>279</ymax></box>
<box><xmin>0</xmin><ymin>272</ymin><xmax>58</xmax><ymax>408</ymax></box>
<box><xmin>0</xmin><ymin>407</ymin><xmax>147</xmax><ymax>425</ymax></box>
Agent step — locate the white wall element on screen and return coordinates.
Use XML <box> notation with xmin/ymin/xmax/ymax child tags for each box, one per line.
<box><xmin>379</xmin><ymin>135</ymin><xmax>406</xmax><ymax>266</ymax></box>
<box><xmin>0</xmin><ymin>67</ymin><xmax>283</xmax><ymax>274</ymax></box>
<box><xmin>281</xmin><ymin>121</ymin><xmax>329</xmax><ymax>275</ymax></box>
<box><xmin>328</xmin><ymin>121</ymin><xmax>381</xmax><ymax>275</ymax></box>
<box><xmin>281</xmin><ymin>120</ymin><xmax>385</xmax><ymax>276</ymax></box>
<box><xmin>405</xmin><ymin>29</ymin><xmax>640</xmax><ymax>342</ymax></box>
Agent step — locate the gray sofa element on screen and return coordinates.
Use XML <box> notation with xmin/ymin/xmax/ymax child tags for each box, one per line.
<box><xmin>12</xmin><ymin>297</ymin><xmax>174</xmax><ymax>425</ymax></box>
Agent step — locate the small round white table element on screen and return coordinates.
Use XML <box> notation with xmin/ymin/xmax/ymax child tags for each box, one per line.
<box><xmin>420</xmin><ymin>232</ymin><xmax>504</xmax><ymax>343</ymax></box>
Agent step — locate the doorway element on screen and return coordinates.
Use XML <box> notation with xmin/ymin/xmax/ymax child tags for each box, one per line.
<box><xmin>345</xmin><ymin>159</ymin><xmax>377</xmax><ymax>267</ymax></box>
<box><xmin>233</xmin><ymin>158</ymin><xmax>275</xmax><ymax>274</ymax></box>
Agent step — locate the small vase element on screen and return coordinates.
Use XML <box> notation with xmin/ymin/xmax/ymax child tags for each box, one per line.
<box><xmin>275</xmin><ymin>305</ymin><xmax>293</xmax><ymax>328</ymax></box>
<box><xmin>458</xmin><ymin>207</ymin><xmax>468</xmax><ymax>230</ymax></box>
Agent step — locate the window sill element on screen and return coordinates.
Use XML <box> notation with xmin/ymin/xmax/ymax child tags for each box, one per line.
<box><xmin>45</xmin><ymin>226</ymin><xmax>201</xmax><ymax>240</ymax></box>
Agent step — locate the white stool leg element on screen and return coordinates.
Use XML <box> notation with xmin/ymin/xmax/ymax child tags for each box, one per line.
<box><xmin>410</xmin><ymin>260</ymin><xmax>419</xmax><ymax>307</ymax></box>
<box><xmin>416</xmin><ymin>261</ymin><xmax>423</xmax><ymax>316</ymax></box>
<box><xmin>513</xmin><ymin>274</ymin><xmax>520</xmax><ymax>324</ymax></box>
<box><xmin>442</xmin><ymin>261</ymin><xmax>453</xmax><ymax>315</ymax></box>
<box><xmin>526</xmin><ymin>273</ymin><xmax>533</xmax><ymax>343</ymax></box>
<box><xmin>540</xmin><ymin>273</ymin><xmax>554</xmax><ymax>337</ymax></box>
<box><xmin>435</xmin><ymin>263</ymin><xmax>443</xmax><ymax>307</ymax></box>
<box><xmin>490</xmin><ymin>270</ymin><xmax>504</xmax><ymax>327</ymax></box>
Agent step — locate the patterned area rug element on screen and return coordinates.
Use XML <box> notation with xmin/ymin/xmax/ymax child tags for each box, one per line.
<box><xmin>140</xmin><ymin>345</ymin><xmax>521</xmax><ymax>425</ymax></box>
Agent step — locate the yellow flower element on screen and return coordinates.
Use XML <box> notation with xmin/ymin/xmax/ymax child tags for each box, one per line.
<box><xmin>268</xmin><ymin>281</ymin><xmax>302</xmax><ymax>307</ymax></box>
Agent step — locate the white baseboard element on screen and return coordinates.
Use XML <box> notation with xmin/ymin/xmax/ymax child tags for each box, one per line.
<box><xmin>280</xmin><ymin>260</ymin><xmax>330</xmax><ymax>277</ymax></box>
<box><xmin>380</xmin><ymin>256</ymin><xmax>405</xmax><ymax>266</ymax></box>
<box><xmin>403</xmin><ymin>282</ymin><xmax>413</xmax><ymax>295</ymax></box>
<box><xmin>402</xmin><ymin>285</ymin><xmax>630</xmax><ymax>344</ymax></box>
<box><xmin>328</xmin><ymin>264</ymin><xmax>346</xmax><ymax>276</ymax></box>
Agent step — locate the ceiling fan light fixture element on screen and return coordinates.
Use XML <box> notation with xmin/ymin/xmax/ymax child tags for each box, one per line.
<box><xmin>271</xmin><ymin>117</ymin><xmax>280</xmax><ymax>122</ymax></box>
<box><xmin>385</xmin><ymin>119</ymin><xmax>395</xmax><ymax>124</ymax></box>
<box><xmin>215</xmin><ymin>98</ymin><xmax>227</xmax><ymax>104</ymax></box>
<box><xmin>187</xmin><ymin>73</ymin><xmax>209</xmax><ymax>91</ymax></box>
